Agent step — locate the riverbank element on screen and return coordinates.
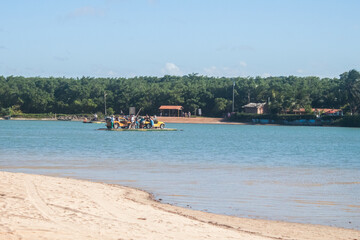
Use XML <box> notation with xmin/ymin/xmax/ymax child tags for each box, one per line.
<box><xmin>1</xmin><ymin>116</ymin><xmax>358</xmax><ymax>127</ymax></box>
<box><xmin>157</xmin><ymin>116</ymin><xmax>245</xmax><ymax>124</ymax></box>
<box><xmin>0</xmin><ymin>116</ymin><xmax>243</xmax><ymax>124</ymax></box>
<box><xmin>0</xmin><ymin>171</ymin><xmax>359</xmax><ymax>240</ymax></box>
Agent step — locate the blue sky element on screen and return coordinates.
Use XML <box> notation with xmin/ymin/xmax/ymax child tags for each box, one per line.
<box><xmin>0</xmin><ymin>0</ymin><xmax>359</xmax><ymax>78</ymax></box>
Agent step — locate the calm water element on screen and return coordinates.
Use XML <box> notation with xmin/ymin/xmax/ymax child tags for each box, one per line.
<box><xmin>0</xmin><ymin>120</ymin><xmax>359</xmax><ymax>230</ymax></box>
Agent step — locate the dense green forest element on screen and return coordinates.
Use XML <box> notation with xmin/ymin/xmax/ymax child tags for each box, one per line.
<box><xmin>1</xmin><ymin>69</ymin><xmax>359</xmax><ymax>117</ymax></box>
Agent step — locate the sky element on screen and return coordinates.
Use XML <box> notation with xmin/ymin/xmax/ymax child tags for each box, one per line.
<box><xmin>0</xmin><ymin>0</ymin><xmax>359</xmax><ymax>78</ymax></box>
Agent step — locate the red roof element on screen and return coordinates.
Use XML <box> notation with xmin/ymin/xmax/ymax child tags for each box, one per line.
<box><xmin>159</xmin><ymin>105</ymin><xmax>183</xmax><ymax>110</ymax></box>
<box><xmin>288</xmin><ymin>108</ymin><xmax>342</xmax><ymax>114</ymax></box>
<box><xmin>312</xmin><ymin>108</ymin><xmax>342</xmax><ymax>114</ymax></box>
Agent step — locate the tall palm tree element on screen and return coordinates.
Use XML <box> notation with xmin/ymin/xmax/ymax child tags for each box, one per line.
<box><xmin>340</xmin><ymin>69</ymin><xmax>360</xmax><ymax>114</ymax></box>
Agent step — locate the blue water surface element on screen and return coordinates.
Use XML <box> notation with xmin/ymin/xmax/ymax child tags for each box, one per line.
<box><xmin>0</xmin><ymin>120</ymin><xmax>359</xmax><ymax>229</ymax></box>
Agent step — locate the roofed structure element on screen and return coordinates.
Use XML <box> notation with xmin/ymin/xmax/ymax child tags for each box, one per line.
<box><xmin>159</xmin><ymin>105</ymin><xmax>183</xmax><ymax>110</ymax></box>
<box><xmin>159</xmin><ymin>105</ymin><xmax>184</xmax><ymax>117</ymax></box>
<box><xmin>243</xmin><ymin>103</ymin><xmax>267</xmax><ymax>114</ymax></box>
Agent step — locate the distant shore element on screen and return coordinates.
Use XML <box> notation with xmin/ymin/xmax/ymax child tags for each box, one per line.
<box><xmin>157</xmin><ymin>116</ymin><xmax>246</xmax><ymax>125</ymax></box>
<box><xmin>0</xmin><ymin>171</ymin><xmax>359</xmax><ymax>240</ymax></box>
<box><xmin>0</xmin><ymin>116</ymin><xmax>246</xmax><ymax>125</ymax></box>
<box><xmin>2</xmin><ymin>116</ymin><xmax>356</xmax><ymax>127</ymax></box>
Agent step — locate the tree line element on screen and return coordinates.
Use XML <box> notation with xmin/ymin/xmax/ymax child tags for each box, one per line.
<box><xmin>0</xmin><ymin>70</ymin><xmax>359</xmax><ymax>117</ymax></box>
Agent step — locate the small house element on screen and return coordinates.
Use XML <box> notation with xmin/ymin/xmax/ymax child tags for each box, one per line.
<box><xmin>243</xmin><ymin>103</ymin><xmax>267</xmax><ymax>114</ymax></box>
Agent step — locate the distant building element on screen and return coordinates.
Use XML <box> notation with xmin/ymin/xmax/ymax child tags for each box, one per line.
<box><xmin>313</xmin><ymin>108</ymin><xmax>343</xmax><ymax>116</ymax></box>
<box><xmin>159</xmin><ymin>105</ymin><xmax>184</xmax><ymax>117</ymax></box>
<box><xmin>292</xmin><ymin>108</ymin><xmax>307</xmax><ymax>115</ymax></box>
<box><xmin>243</xmin><ymin>102</ymin><xmax>267</xmax><ymax>114</ymax></box>
<box><xmin>287</xmin><ymin>108</ymin><xmax>343</xmax><ymax>116</ymax></box>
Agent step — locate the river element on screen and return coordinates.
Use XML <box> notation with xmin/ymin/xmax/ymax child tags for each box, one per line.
<box><xmin>0</xmin><ymin>120</ymin><xmax>359</xmax><ymax>229</ymax></box>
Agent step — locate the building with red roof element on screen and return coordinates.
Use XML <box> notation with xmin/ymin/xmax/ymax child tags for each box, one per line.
<box><xmin>159</xmin><ymin>105</ymin><xmax>184</xmax><ymax>117</ymax></box>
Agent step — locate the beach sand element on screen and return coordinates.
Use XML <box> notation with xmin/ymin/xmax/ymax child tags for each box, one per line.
<box><xmin>0</xmin><ymin>171</ymin><xmax>359</xmax><ymax>240</ymax></box>
<box><xmin>157</xmin><ymin>116</ymin><xmax>240</xmax><ymax>124</ymax></box>
<box><xmin>1</xmin><ymin>116</ymin><xmax>238</xmax><ymax>124</ymax></box>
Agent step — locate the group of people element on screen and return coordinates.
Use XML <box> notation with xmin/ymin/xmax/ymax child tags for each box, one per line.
<box><xmin>181</xmin><ymin>111</ymin><xmax>192</xmax><ymax>118</ymax></box>
<box><xmin>108</xmin><ymin>114</ymin><xmax>158</xmax><ymax>129</ymax></box>
<box><xmin>139</xmin><ymin>115</ymin><xmax>158</xmax><ymax>129</ymax></box>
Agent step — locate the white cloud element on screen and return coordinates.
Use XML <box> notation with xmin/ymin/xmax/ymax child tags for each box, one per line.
<box><xmin>90</xmin><ymin>64</ymin><xmax>120</xmax><ymax>77</ymax></box>
<box><xmin>239</xmin><ymin>61</ymin><xmax>247</xmax><ymax>67</ymax></box>
<box><xmin>261</xmin><ymin>73</ymin><xmax>271</xmax><ymax>78</ymax></box>
<box><xmin>162</xmin><ymin>63</ymin><xmax>182</xmax><ymax>76</ymax></box>
<box><xmin>107</xmin><ymin>70</ymin><xmax>118</xmax><ymax>77</ymax></box>
<box><xmin>297</xmin><ymin>69</ymin><xmax>304</xmax><ymax>74</ymax></box>
<box><xmin>203</xmin><ymin>65</ymin><xmax>246</xmax><ymax>77</ymax></box>
<box><xmin>203</xmin><ymin>66</ymin><xmax>220</xmax><ymax>76</ymax></box>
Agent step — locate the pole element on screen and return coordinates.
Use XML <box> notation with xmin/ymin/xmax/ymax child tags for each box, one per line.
<box><xmin>232</xmin><ymin>81</ymin><xmax>235</xmax><ymax>112</ymax></box>
<box><xmin>135</xmin><ymin>107</ymin><xmax>143</xmax><ymax>118</ymax></box>
<box><xmin>104</xmin><ymin>91</ymin><xmax>107</xmax><ymax>116</ymax></box>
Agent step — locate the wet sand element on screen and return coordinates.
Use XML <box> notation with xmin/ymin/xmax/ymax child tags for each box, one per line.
<box><xmin>1</xmin><ymin>171</ymin><xmax>359</xmax><ymax>240</ymax></box>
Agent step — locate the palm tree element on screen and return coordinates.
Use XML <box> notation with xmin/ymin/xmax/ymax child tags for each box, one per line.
<box><xmin>340</xmin><ymin>69</ymin><xmax>360</xmax><ymax>114</ymax></box>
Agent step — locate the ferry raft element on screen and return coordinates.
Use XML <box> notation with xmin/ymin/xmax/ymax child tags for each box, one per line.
<box><xmin>97</xmin><ymin>128</ymin><xmax>177</xmax><ymax>131</ymax></box>
<box><xmin>98</xmin><ymin>115</ymin><xmax>177</xmax><ymax>131</ymax></box>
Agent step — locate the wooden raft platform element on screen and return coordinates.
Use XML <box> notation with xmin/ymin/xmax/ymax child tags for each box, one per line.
<box><xmin>97</xmin><ymin>128</ymin><xmax>177</xmax><ymax>132</ymax></box>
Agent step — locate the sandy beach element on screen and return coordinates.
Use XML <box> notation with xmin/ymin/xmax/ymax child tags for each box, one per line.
<box><xmin>157</xmin><ymin>116</ymin><xmax>242</xmax><ymax>124</ymax></box>
<box><xmin>0</xmin><ymin>171</ymin><xmax>359</xmax><ymax>240</ymax></box>
<box><xmin>1</xmin><ymin>116</ymin><xmax>237</xmax><ymax>125</ymax></box>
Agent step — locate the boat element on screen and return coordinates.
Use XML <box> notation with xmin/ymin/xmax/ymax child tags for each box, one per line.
<box><xmin>83</xmin><ymin>120</ymin><xmax>103</xmax><ymax>124</ymax></box>
<box><xmin>83</xmin><ymin>117</ymin><xmax>103</xmax><ymax>124</ymax></box>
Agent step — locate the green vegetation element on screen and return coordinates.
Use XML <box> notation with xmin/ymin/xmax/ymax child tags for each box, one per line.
<box><xmin>0</xmin><ymin>70</ymin><xmax>359</xmax><ymax>120</ymax></box>
<box><xmin>229</xmin><ymin>113</ymin><xmax>317</xmax><ymax>122</ymax></box>
<box><xmin>333</xmin><ymin>115</ymin><xmax>360</xmax><ymax>127</ymax></box>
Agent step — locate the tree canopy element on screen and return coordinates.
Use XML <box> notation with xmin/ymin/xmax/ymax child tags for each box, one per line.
<box><xmin>0</xmin><ymin>70</ymin><xmax>359</xmax><ymax>116</ymax></box>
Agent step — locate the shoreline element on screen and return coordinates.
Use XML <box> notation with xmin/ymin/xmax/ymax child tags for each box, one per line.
<box><xmin>0</xmin><ymin>117</ymin><xmax>337</xmax><ymax>127</ymax></box>
<box><xmin>157</xmin><ymin>116</ymin><xmax>246</xmax><ymax>125</ymax></box>
<box><xmin>1</xmin><ymin>116</ymin><xmax>358</xmax><ymax>128</ymax></box>
<box><xmin>0</xmin><ymin>116</ymin><xmax>249</xmax><ymax>125</ymax></box>
<box><xmin>0</xmin><ymin>171</ymin><xmax>359</xmax><ymax>240</ymax></box>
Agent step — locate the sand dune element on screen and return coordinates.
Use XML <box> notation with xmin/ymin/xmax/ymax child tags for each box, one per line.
<box><xmin>0</xmin><ymin>171</ymin><xmax>359</xmax><ymax>240</ymax></box>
